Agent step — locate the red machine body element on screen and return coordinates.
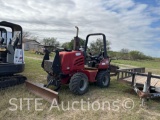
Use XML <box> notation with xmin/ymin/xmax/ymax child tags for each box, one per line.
<box><xmin>26</xmin><ymin>30</ymin><xmax>115</xmax><ymax>99</ymax></box>
<box><xmin>59</xmin><ymin>50</ymin><xmax>110</xmax><ymax>84</ymax></box>
<box><xmin>59</xmin><ymin>51</ymin><xmax>84</xmax><ymax>74</ymax></box>
<box><xmin>42</xmin><ymin>32</ymin><xmax>112</xmax><ymax>95</ymax></box>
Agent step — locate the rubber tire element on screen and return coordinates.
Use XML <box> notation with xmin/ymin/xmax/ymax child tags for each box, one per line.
<box><xmin>96</xmin><ymin>70</ymin><xmax>110</xmax><ymax>88</ymax></box>
<box><xmin>69</xmin><ymin>72</ymin><xmax>89</xmax><ymax>95</ymax></box>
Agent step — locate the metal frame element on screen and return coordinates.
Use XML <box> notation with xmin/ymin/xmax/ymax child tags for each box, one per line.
<box><xmin>0</xmin><ymin>28</ymin><xmax>7</xmax><ymax>39</ymax></box>
<box><xmin>0</xmin><ymin>21</ymin><xmax>23</xmax><ymax>47</ymax></box>
<box><xmin>117</xmin><ymin>68</ymin><xmax>160</xmax><ymax>104</ymax></box>
<box><xmin>84</xmin><ymin>33</ymin><xmax>107</xmax><ymax>59</ymax></box>
<box><xmin>117</xmin><ymin>68</ymin><xmax>145</xmax><ymax>81</ymax></box>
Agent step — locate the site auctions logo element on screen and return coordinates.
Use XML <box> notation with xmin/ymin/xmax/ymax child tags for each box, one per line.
<box><xmin>9</xmin><ymin>98</ymin><xmax>134</xmax><ymax>111</ymax></box>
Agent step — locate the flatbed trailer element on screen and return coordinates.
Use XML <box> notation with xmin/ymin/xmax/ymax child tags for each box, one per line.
<box><xmin>117</xmin><ymin>68</ymin><xmax>160</xmax><ymax>105</ymax></box>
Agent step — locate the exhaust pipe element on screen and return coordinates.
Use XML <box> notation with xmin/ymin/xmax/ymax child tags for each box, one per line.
<box><xmin>73</xmin><ymin>26</ymin><xmax>80</xmax><ymax>50</ymax></box>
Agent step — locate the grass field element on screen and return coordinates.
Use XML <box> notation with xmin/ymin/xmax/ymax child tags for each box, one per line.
<box><xmin>1</xmin><ymin>52</ymin><xmax>160</xmax><ymax>120</ymax></box>
<box><xmin>24</xmin><ymin>51</ymin><xmax>55</xmax><ymax>60</ymax></box>
<box><xmin>112</xmin><ymin>59</ymin><xmax>160</xmax><ymax>74</ymax></box>
<box><xmin>112</xmin><ymin>59</ymin><xmax>160</xmax><ymax>69</ymax></box>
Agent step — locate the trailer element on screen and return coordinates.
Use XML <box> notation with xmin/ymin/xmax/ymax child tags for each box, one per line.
<box><xmin>117</xmin><ymin>68</ymin><xmax>160</xmax><ymax>105</ymax></box>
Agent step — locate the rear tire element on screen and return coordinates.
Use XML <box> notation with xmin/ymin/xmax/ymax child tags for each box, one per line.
<box><xmin>96</xmin><ymin>70</ymin><xmax>110</xmax><ymax>88</ymax></box>
<box><xmin>69</xmin><ymin>72</ymin><xmax>88</xmax><ymax>95</ymax></box>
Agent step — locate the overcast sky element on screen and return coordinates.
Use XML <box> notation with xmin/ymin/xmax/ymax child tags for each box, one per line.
<box><xmin>0</xmin><ymin>0</ymin><xmax>160</xmax><ymax>57</ymax></box>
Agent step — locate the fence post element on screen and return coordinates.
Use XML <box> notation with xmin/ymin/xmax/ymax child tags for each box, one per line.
<box><xmin>142</xmin><ymin>68</ymin><xmax>145</xmax><ymax>73</ymax></box>
<box><xmin>131</xmin><ymin>73</ymin><xmax>135</xmax><ymax>86</ymax></box>
<box><xmin>125</xmin><ymin>72</ymin><xmax>127</xmax><ymax>78</ymax></box>
<box><xmin>122</xmin><ymin>72</ymin><xmax>124</xmax><ymax>78</ymax></box>
<box><xmin>117</xmin><ymin>72</ymin><xmax>119</xmax><ymax>81</ymax></box>
<box><xmin>146</xmin><ymin>72</ymin><xmax>152</xmax><ymax>92</ymax></box>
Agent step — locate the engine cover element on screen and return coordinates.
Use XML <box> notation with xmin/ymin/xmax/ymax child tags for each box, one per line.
<box><xmin>44</xmin><ymin>51</ymin><xmax>85</xmax><ymax>74</ymax></box>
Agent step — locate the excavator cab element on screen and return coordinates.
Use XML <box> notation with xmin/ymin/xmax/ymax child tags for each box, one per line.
<box><xmin>0</xmin><ymin>28</ymin><xmax>7</xmax><ymax>62</ymax></box>
<box><xmin>0</xmin><ymin>21</ymin><xmax>26</xmax><ymax>88</ymax></box>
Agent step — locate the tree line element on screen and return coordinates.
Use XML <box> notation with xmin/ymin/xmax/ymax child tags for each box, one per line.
<box><xmin>23</xmin><ymin>32</ymin><xmax>153</xmax><ymax>60</ymax></box>
<box><xmin>41</xmin><ymin>37</ymin><xmax>153</xmax><ymax>60</ymax></box>
<box><xmin>108</xmin><ymin>49</ymin><xmax>153</xmax><ymax>60</ymax></box>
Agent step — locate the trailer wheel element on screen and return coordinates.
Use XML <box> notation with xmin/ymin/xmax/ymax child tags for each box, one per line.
<box><xmin>69</xmin><ymin>72</ymin><xmax>88</xmax><ymax>95</ymax></box>
<box><xmin>96</xmin><ymin>70</ymin><xmax>110</xmax><ymax>88</ymax></box>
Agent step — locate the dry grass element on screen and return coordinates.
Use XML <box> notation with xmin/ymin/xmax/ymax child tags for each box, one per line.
<box><xmin>1</xmin><ymin>54</ymin><xmax>160</xmax><ymax>120</ymax></box>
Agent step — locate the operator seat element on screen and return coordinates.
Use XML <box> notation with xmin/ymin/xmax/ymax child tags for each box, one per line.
<box><xmin>0</xmin><ymin>37</ymin><xmax>4</xmax><ymax>45</ymax></box>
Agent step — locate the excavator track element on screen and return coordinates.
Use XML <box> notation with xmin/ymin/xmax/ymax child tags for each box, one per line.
<box><xmin>0</xmin><ymin>75</ymin><xmax>27</xmax><ymax>89</ymax></box>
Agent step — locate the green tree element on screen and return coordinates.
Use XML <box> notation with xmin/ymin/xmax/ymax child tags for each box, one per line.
<box><xmin>62</xmin><ymin>38</ymin><xmax>85</xmax><ymax>49</ymax></box>
<box><xmin>120</xmin><ymin>48</ymin><xmax>130</xmax><ymax>59</ymax></box>
<box><xmin>42</xmin><ymin>37</ymin><xmax>60</xmax><ymax>48</ymax></box>
<box><xmin>89</xmin><ymin>38</ymin><xmax>111</xmax><ymax>54</ymax></box>
<box><xmin>120</xmin><ymin>48</ymin><xmax>129</xmax><ymax>54</ymax></box>
<box><xmin>129</xmin><ymin>50</ymin><xmax>145</xmax><ymax>60</ymax></box>
<box><xmin>62</xmin><ymin>42</ymin><xmax>70</xmax><ymax>48</ymax></box>
<box><xmin>108</xmin><ymin>51</ymin><xmax>119</xmax><ymax>58</ymax></box>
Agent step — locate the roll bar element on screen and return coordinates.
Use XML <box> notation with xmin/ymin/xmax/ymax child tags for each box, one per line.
<box><xmin>84</xmin><ymin>33</ymin><xmax>108</xmax><ymax>59</ymax></box>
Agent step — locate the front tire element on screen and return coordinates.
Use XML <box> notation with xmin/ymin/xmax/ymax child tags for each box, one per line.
<box><xmin>96</xmin><ymin>70</ymin><xmax>110</xmax><ymax>88</ymax></box>
<box><xmin>69</xmin><ymin>72</ymin><xmax>88</xmax><ymax>95</ymax></box>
